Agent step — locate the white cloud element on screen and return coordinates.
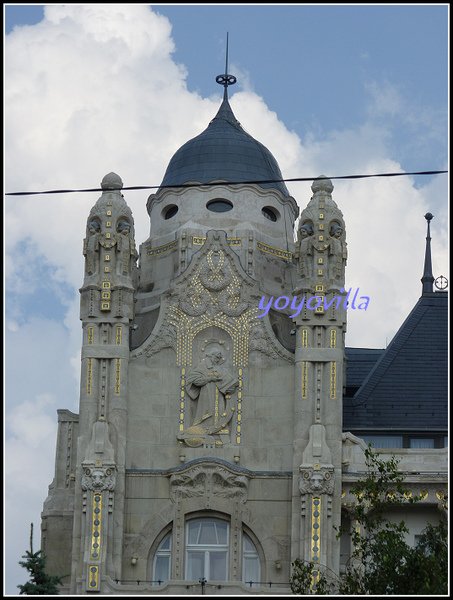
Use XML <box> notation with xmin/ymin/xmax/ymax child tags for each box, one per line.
<box><xmin>365</xmin><ymin>80</ymin><xmax>404</xmax><ymax>117</ymax></box>
<box><xmin>5</xmin><ymin>316</ymin><xmax>80</xmax><ymax>592</ymax></box>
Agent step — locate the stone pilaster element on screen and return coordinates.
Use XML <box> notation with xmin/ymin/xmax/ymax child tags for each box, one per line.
<box><xmin>291</xmin><ymin>177</ymin><xmax>347</xmax><ymax>582</ymax></box>
<box><xmin>71</xmin><ymin>173</ymin><xmax>137</xmax><ymax>593</ymax></box>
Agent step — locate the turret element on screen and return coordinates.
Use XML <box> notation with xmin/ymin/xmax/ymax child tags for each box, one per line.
<box><xmin>291</xmin><ymin>176</ymin><xmax>347</xmax><ymax>583</ymax></box>
<box><xmin>72</xmin><ymin>173</ymin><xmax>137</xmax><ymax>592</ymax></box>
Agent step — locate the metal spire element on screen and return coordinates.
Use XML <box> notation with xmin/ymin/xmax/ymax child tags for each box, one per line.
<box><xmin>421</xmin><ymin>212</ymin><xmax>435</xmax><ymax>295</ymax></box>
<box><xmin>215</xmin><ymin>32</ymin><xmax>237</xmax><ymax>100</ymax></box>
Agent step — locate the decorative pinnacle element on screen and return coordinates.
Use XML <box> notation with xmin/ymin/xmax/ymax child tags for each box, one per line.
<box><xmin>101</xmin><ymin>172</ymin><xmax>123</xmax><ymax>190</ymax></box>
<box><xmin>311</xmin><ymin>175</ymin><xmax>334</xmax><ymax>194</ymax></box>
<box><xmin>215</xmin><ymin>32</ymin><xmax>237</xmax><ymax>100</ymax></box>
<box><xmin>421</xmin><ymin>212</ymin><xmax>434</xmax><ymax>295</ymax></box>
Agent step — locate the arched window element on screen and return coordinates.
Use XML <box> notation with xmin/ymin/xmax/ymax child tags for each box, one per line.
<box><xmin>242</xmin><ymin>533</ymin><xmax>260</xmax><ymax>585</ymax></box>
<box><xmin>152</xmin><ymin>532</ymin><xmax>172</xmax><ymax>584</ymax></box>
<box><xmin>185</xmin><ymin>518</ymin><xmax>229</xmax><ymax>581</ymax></box>
<box><xmin>150</xmin><ymin>519</ymin><xmax>262</xmax><ymax>585</ymax></box>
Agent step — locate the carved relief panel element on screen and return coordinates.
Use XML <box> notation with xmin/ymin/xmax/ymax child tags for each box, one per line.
<box><xmin>132</xmin><ymin>231</ymin><xmax>294</xmax><ymax>449</ymax></box>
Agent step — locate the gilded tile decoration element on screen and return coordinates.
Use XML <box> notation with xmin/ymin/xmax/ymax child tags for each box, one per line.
<box><xmin>99</xmin><ymin>358</ymin><xmax>107</xmax><ymax>419</ymax></box>
<box><xmin>302</xmin><ymin>328</ymin><xmax>308</xmax><ymax>348</ymax></box>
<box><xmin>179</xmin><ymin>368</ymin><xmax>186</xmax><ymax>432</ymax></box>
<box><xmin>115</xmin><ymin>325</ymin><xmax>122</xmax><ymax>345</ymax></box>
<box><xmin>87</xmin><ymin>564</ymin><xmax>100</xmax><ymax>591</ymax></box>
<box><xmin>301</xmin><ymin>362</ymin><xmax>308</xmax><ymax>399</ymax></box>
<box><xmin>114</xmin><ymin>359</ymin><xmax>121</xmax><ymax>395</ymax></box>
<box><xmin>236</xmin><ymin>368</ymin><xmax>243</xmax><ymax>445</ymax></box>
<box><xmin>214</xmin><ymin>385</ymin><xmax>220</xmax><ymax>425</ymax></box>
<box><xmin>146</xmin><ymin>240</ymin><xmax>178</xmax><ymax>256</ymax></box>
<box><xmin>311</xmin><ymin>496</ymin><xmax>321</xmax><ymax>584</ymax></box>
<box><xmin>192</xmin><ymin>236</ymin><xmax>206</xmax><ymax>246</ymax></box>
<box><xmin>87</xmin><ymin>326</ymin><xmax>94</xmax><ymax>345</ymax></box>
<box><xmin>168</xmin><ymin>305</ymin><xmax>257</xmax><ymax>368</ymax></box>
<box><xmin>315</xmin><ymin>296</ymin><xmax>324</xmax><ymax>314</ymax></box>
<box><xmin>90</xmin><ymin>493</ymin><xmax>102</xmax><ymax>560</ymax></box>
<box><xmin>315</xmin><ymin>365</ymin><xmax>322</xmax><ymax>422</ymax></box>
<box><xmin>330</xmin><ymin>362</ymin><xmax>337</xmax><ymax>399</ymax></box>
<box><xmin>330</xmin><ymin>329</ymin><xmax>336</xmax><ymax>348</ymax></box>
<box><xmin>257</xmin><ymin>240</ymin><xmax>293</xmax><ymax>261</ymax></box>
<box><xmin>192</xmin><ymin>236</ymin><xmax>242</xmax><ymax>246</ymax></box>
<box><xmin>86</xmin><ymin>359</ymin><xmax>93</xmax><ymax>395</ymax></box>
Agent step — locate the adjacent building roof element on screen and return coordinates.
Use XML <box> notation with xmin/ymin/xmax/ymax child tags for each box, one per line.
<box><xmin>344</xmin><ymin>347</ymin><xmax>385</xmax><ymax>389</ymax></box>
<box><xmin>343</xmin><ymin>292</ymin><xmax>448</xmax><ymax>431</ymax></box>
<box><xmin>160</xmin><ymin>98</ymin><xmax>290</xmax><ymax>197</ymax></box>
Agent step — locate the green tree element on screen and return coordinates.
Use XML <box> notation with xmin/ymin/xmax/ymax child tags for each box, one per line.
<box><xmin>290</xmin><ymin>448</ymin><xmax>448</xmax><ymax>595</ymax></box>
<box><xmin>339</xmin><ymin>447</ymin><xmax>447</xmax><ymax>595</ymax></box>
<box><xmin>290</xmin><ymin>559</ymin><xmax>331</xmax><ymax>595</ymax></box>
<box><xmin>18</xmin><ymin>523</ymin><xmax>63</xmax><ymax>595</ymax></box>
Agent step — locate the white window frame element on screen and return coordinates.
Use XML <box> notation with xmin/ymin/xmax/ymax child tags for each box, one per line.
<box><xmin>152</xmin><ymin>531</ymin><xmax>172</xmax><ymax>585</ymax></box>
<box><xmin>185</xmin><ymin>518</ymin><xmax>229</xmax><ymax>581</ymax></box>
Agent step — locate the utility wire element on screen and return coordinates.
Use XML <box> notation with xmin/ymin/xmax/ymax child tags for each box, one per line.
<box><xmin>5</xmin><ymin>170</ymin><xmax>447</xmax><ymax>196</ymax></box>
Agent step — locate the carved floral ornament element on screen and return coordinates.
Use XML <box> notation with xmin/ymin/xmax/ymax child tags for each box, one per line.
<box><xmin>134</xmin><ymin>231</ymin><xmax>293</xmax><ymax>366</ymax></box>
<box><xmin>299</xmin><ymin>466</ymin><xmax>335</xmax><ymax>495</ymax></box>
<box><xmin>81</xmin><ymin>465</ymin><xmax>116</xmax><ymax>491</ymax></box>
<box><xmin>179</xmin><ymin>247</ymin><xmax>249</xmax><ymax>318</ymax></box>
<box><xmin>170</xmin><ymin>465</ymin><xmax>249</xmax><ymax>503</ymax></box>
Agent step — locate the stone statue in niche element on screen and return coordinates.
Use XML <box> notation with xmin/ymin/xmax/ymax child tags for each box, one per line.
<box><xmin>297</xmin><ymin>222</ymin><xmax>314</xmax><ymax>279</ymax></box>
<box><xmin>178</xmin><ymin>343</ymin><xmax>238</xmax><ymax>447</ymax></box>
<box><xmin>116</xmin><ymin>219</ymin><xmax>137</xmax><ymax>275</ymax></box>
<box><xmin>328</xmin><ymin>222</ymin><xmax>347</xmax><ymax>280</ymax></box>
<box><xmin>83</xmin><ymin>219</ymin><xmax>101</xmax><ymax>275</ymax></box>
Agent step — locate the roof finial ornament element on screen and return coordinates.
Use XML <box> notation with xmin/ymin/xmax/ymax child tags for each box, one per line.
<box><xmin>421</xmin><ymin>212</ymin><xmax>435</xmax><ymax>295</ymax></box>
<box><xmin>215</xmin><ymin>32</ymin><xmax>237</xmax><ymax>100</ymax></box>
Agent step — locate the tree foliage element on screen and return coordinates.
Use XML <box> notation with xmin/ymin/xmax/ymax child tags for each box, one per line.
<box><xmin>18</xmin><ymin>524</ymin><xmax>63</xmax><ymax>595</ymax></box>
<box><xmin>291</xmin><ymin>448</ymin><xmax>448</xmax><ymax>595</ymax></box>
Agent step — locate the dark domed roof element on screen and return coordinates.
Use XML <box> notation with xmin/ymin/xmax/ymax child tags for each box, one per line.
<box><xmin>160</xmin><ymin>98</ymin><xmax>290</xmax><ymax>196</ymax></box>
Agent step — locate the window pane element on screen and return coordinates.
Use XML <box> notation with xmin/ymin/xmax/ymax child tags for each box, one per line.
<box><xmin>187</xmin><ymin>550</ymin><xmax>204</xmax><ymax>580</ymax></box>
<box><xmin>153</xmin><ymin>533</ymin><xmax>172</xmax><ymax>585</ymax></box>
<box><xmin>154</xmin><ymin>555</ymin><xmax>170</xmax><ymax>582</ymax></box>
<box><xmin>410</xmin><ymin>438</ymin><xmax>434</xmax><ymax>448</ymax></box>
<box><xmin>210</xmin><ymin>551</ymin><xmax>227</xmax><ymax>580</ymax></box>
<box><xmin>361</xmin><ymin>435</ymin><xmax>403</xmax><ymax>448</ymax></box>
<box><xmin>243</xmin><ymin>536</ymin><xmax>255</xmax><ymax>553</ymax></box>
<box><xmin>188</xmin><ymin>521</ymin><xmax>201</xmax><ymax>545</ymax></box>
<box><xmin>244</xmin><ymin>556</ymin><xmax>260</xmax><ymax>583</ymax></box>
<box><xmin>243</xmin><ymin>534</ymin><xmax>260</xmax><ymax>586</ymax></box>
<box><xmin>159</xmin><ymin>533</ymin><xmax>171</xmax><ymax>550</ymax></box>
<box><xmin>215</xmin><ymin>521</ymin><xmax>228</xmax><ymax>545</ymax></box>
<box><xmin>199</xmin><ymin>521</ymin><xmax>217</xmax><ymax>544</ymax></box>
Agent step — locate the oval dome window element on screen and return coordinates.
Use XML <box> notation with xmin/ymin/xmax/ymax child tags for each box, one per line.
<box><xmin>162</xmin><ymin>205</ymin><xmax>179</xmax><ymax>220</ymax></box>
<box><xmin>207</xmin><ymin>199</ymin><xmax>233</xmax><ymax>213</ymax></box>
<box><xmin>262</xmin><ymin>206</ymin><xmax>279</xmax><ymax>222</ymax></box>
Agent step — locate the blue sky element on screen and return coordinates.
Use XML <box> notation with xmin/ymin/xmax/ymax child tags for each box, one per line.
<box><xmin>4</xmin><ymin>3</ymin><xmax>449</xmax><ymax>594</ymax></box>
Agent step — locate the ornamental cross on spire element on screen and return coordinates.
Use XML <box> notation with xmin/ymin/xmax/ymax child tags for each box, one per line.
<box><xmin>216</xmin><ymin>32</ymin><xmax>237</xmax><ymax>100</ymax></box>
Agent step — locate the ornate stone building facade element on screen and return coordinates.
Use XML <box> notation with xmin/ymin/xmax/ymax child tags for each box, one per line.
<box><xmin>41</xmin><ymin>78</ymin><xmax>447</xmax><ymax>594</ymax></box>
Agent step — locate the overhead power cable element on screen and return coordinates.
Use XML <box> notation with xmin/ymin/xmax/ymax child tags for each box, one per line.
<box><xmin>5</xmin><ymin>170</ymin><xmax>447</xmax><ymax>196</ymax></box>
